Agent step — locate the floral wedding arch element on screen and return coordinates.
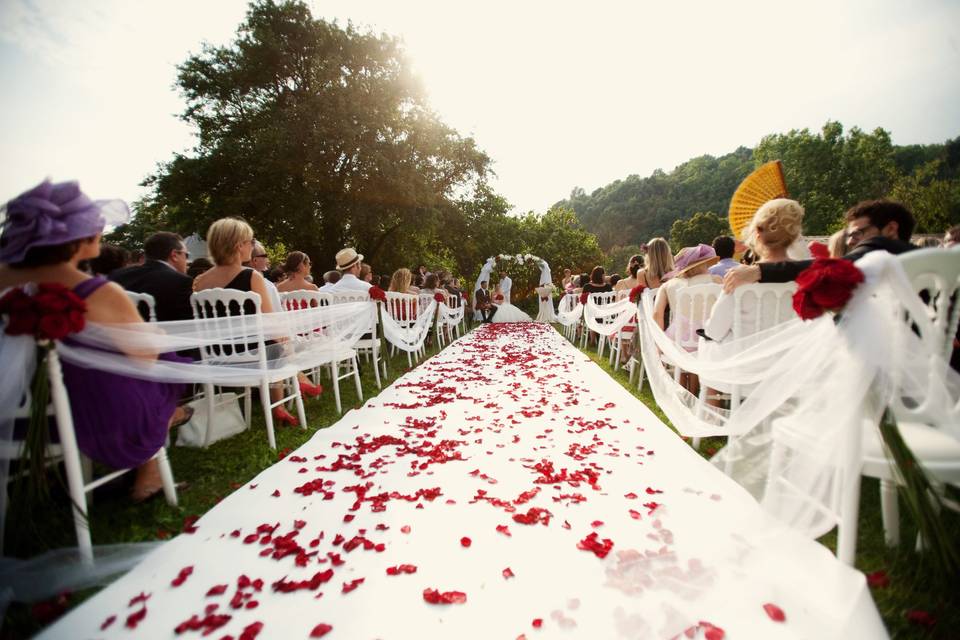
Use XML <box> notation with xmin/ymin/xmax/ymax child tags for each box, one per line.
<box><xmin>472</xmin><ymin>253</ymin><xmax>555</xmax><ymax>321</ymax></box>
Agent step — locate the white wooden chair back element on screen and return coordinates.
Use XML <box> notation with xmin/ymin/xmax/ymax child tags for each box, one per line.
<box><xmin>731</xmin><ymin>282</ymin><xmax>798</xmax><ymax>339</ymax></box>
<box><xmin>126</xmin><ymin>291</ymin><xmax>157</xmax><ymax>323</ymax></box>
<box><xmin>673</xmin><ymin>284</ymin><xmax>721</xmax><ymax>350</ymax></box>
<box><xmin>385</xmin><ymin>292</ymin><xmax>419</xmax><ymax>327</ymax></box>
<box><xmin>190</xmin><ymin>288</ymin><xmax>266</xmax><ymax>365</ymax></box>
<box><xmin>892</xmin><ymin>247</ymin><xmax>960</xmax><ymax>424</ymax></box>
<box><xmin>418</xmin><ymin>293</ymin><xmax>437</xmax><ymax>317</ymax></box>
<box><xmin>279</xmin><ymin>289</ymin><xmax>330</xmax><ymax>311</ymax></box>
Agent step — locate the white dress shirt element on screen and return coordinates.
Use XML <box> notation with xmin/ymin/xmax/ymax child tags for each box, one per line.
<box><xmin>330</xmin><ymin>273</ymin><xmax>372</xmax><ymax>293</ymax></box>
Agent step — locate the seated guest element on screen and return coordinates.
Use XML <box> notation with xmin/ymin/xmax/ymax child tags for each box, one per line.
<box><xmin>330</xmin><ymin>248</ymin><xmax>372</xmax><ymax>293</ymax></box>
<box><xmin>88</xmin><ymin>243</ymin><xmax>129</xmax><ymax>276</ymax></box>
<box><xmin>243</xmin><ymin>240</ymin><xmax>282</xmax><ymax>311</ymax></box>
<box><xmin>653</xmin><ymin>244</ymin><xmax>721</xmax><ymax>346</ymax></box>
<box><xmin>0</xmin><ymin>180</ymin><xmax>188</xmax><ymax>502</ymax></box>
<box><xmin>613</xmin><ymin>255</ymin><xmax>642</xmax><ymax>293</ymax></box>
<box><xmin>319</xmin><ymin>270</ymin><xmax>341</xmax><ymax>291</ymax></box>
<box><xmin>359</xmin><ymin>262</ymin><xmax>373</xmax><ymax>284</ymax></box>
<box><xmin>609</xmin><ymin>274</ymin><xmax>621</xmax><ymax>288</ymax></box>
<box><xmin>637</xmin><ymin>238</ymin><xmax>673</xmax><ymax>289</ymax></box>
<box><xmin>194</xmin><ymin>218</ymin><xmax>318</xmax><ymax>420</ymax></box>
<box><xmin>474</xmin><ymin>280</ymin><xmax>497</xmax><ymax>323</ymax></box>
<box><xmin>828</xmin><ymin>229</ymin><xmax>848</xmax><ymax>258</ymax></box>
<box><xmin>582</xmin><ymin>266</ymin><xmax>613</xmax><ymax>294</ymax></box>
<box><xmin>378</xmin><ymin>274</ymin><xmax>391</xmax><ymax>290</ymax></box>
<box><xmin>187</xmin><ymin>257</ymin><xmax>214</xmax><ymax>279</ymax></box>
<box><xmin>110</xmin><ymin>231</ymin><xmax>194</xmax><ymax>322</ymax></box>
<box><xmin>389</xmin><ymin>268</ymin><xmax>418</xmax><ymax>294</ymax></box>
<box><xmin>130</xmin><ymin>249</ymin><xmax>145</xmax><ymax>266</ymax></box>
<box><xmin>419</xmin><ymin>273</ymin><xmax>440</xmax><ymax>296</ymax></box>
<box><xmin>705</xmin><ymin>199</ymin><xmax>804</xmax><ymax>342</ymax></box>
<box><xmin>249</xmin><ymin>241</ymin><xmax>272</xmax><ymax>280</ymax></box>
<box><xmin>724</xmin><ymin>200</ymin><xmax>916</xmax><ymax>290</ymax></box>
<box><xmin>708</xmin><ymin>236</ymin><xmax>737</xmax><ymax>277</ymax></box>
<box><xmin>277</xmin><ymin>251</ymin><xmax>319</xmax><ymax>293</ymax></box>
<box><xmin>945</xmin><ymin>224</ymin><xmax>960</xmax><ymax>248</ymax></box>
<box><xmin>915</xmin><ymin>236</ymin><xmax>942</xmax><ymax>249</ymax></box>
<box><xmin>561</xmin><ymin>268</ymin><xmax>574</xmax><ymax>291</ymax></box>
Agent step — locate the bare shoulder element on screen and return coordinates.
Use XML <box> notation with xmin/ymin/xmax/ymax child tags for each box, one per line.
<box><xmin>86</xmin><ymin>281</ymin><xmax>142</xmax><ymax>323</ymax></box>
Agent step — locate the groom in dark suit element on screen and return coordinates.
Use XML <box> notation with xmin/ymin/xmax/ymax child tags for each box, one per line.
<box><xmin>474</xmin><ymin>280</ymin><xmax>498</xmax><ymax>323</ymax></box>
<box><xmin>110</xmin><ymin>232</ymin><xmax>195</xmax><ymax>322</ymax></box>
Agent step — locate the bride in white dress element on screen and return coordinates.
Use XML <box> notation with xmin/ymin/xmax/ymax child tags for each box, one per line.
<box><xmin>492</xmin><ymin>285</ymin><xmax>532</xmax><ymax>323</ymax></box>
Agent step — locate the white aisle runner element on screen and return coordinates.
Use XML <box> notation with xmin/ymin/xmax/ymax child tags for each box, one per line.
<box><xmin>41</xmin><ymin>324</ymin><xmax>885</xmax><ymax>639</ymax></box>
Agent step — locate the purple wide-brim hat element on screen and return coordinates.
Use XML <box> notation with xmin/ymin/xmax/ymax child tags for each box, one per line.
<box><xmin>0</xmin><ymin>179</ymin><xmax>129</xmax><ymax>264</ymax></box>
<box><xmin>664</xmin><ymin>243</ymin><xmax>719</xmax><ymax>280</ymax></box>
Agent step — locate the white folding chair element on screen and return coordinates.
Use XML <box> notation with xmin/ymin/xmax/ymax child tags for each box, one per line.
<box><xmin>628</xmin><ymin>289</ymin><xmax>657</xmax><ymax>390</ymax></box>
<box><xmin>861</xmin><ymin>247</ymin><xmax>960</xmax><ymax>548</ymax></box>
<box><xmin>191</xmin><ymin>288</ymin><xmax>306</xmax><ymax>448</ymax></box>
<box><xmin>385</xmin><ymin>292</ymin><xmax>420</xmax><ymax>368</ymax></box>
<box><xmin>608</xmin><ymin>289</ymin><xmax>637</xmax><ymax>371</ymax></box>
<box><xmin>586</xmin><ymin>291</ymin><xmax>617</xmax><ymax>354</ymax></box>
<box><xmin>125</xmin><ymin>291</ymin><xmax>157</xmax><ymax>322</ymax></box>
<box><xmin>320</xmin><ymin>293</ymin><xmax>372</xmax><ymax>410</ymax></box>
<box><xmin>1</xmin><ymin>346</ymin><xmax>178</xmax><ymax>564</ymax></box>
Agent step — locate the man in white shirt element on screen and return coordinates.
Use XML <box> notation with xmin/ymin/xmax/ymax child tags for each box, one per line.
<box><xmin>319</xmin><ymin>270</ymin><xmax>341</xmax><ymax>292</ymax></box>
<box><xmin>499</xmin><ymin>271</ymin><xmax>512</xmax><ymax>304</ymax></box>
<box><xmin>330</xmin><ymin>248</ymin><xmax>372</xmax><ymax>293</ymax></box>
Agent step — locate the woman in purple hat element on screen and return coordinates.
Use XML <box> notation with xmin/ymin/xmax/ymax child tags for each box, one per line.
<box><xmin>0</xmin><ymin>180</ymin><xmax>187</xmax><ymax>502</ymax></box>
<box><xmin>653</xmin><ymin>244</ymin><xmax>722</xmax><ymax>345</ymax></box>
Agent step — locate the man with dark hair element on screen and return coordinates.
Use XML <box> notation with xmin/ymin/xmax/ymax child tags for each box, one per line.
<box><xmin>110</xmin><ymin>231</ymin><xmax>194</xmax><ymax>322</ymax></box>
<box><xmin>708</xmin><ymin>236</ymin><xmax>737</xmax><ymax>277</ymax></box>
<box><xmin>723</xmin><ymin>199</ymin><xmax>917</xmax><ymax>290</ymax></box>
<box><xmin>475</xmin><ymin>280</ymin><xmax>497</xmax><ymax>323</ymax></box>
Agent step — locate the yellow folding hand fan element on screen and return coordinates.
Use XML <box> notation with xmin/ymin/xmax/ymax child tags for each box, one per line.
<box><xmin>728</xmin><ymin>160</ymin><xmax>788</xmax><ymax>240</ymax></box>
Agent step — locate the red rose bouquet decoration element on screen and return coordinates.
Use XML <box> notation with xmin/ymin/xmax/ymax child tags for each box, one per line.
<box><xmin>0</xmin><ymin>283</ymin><xmax>86</xmax><ymax>340</ymax></box>
<box><xmin>629</xmin><ymin>284</ymin><xmax>646</xmax><ymax>304</ymax></box>
<box><xmin>0</xmin><ymin>284</ymin><xmax>88</xmax><ymax>508</ymax></box>
<box><xmin>579</xmin><ymin>291</ymin><xmax>589</xmax><ymax>305</ymax></box>
<box><xmin>368</xmin><ymin>286</ymin><xmax>387</xmax><ymax>303</ymax></box>
<box><xmin>434</xmin><ymin>292</ymin><xmax>446</xmax><ymax>304</ymax></box>
<box><xmin>792</xmin><ymin>259</ymin><xmax>864</xmax><ymax>320</ymax></box>
<box><xmin>808</xmin><ymin>241</ymin><xmax>830</xmax><ymax>260</ymax></box>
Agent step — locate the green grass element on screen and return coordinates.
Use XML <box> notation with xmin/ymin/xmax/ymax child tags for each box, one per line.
<box><xmin>4</xmin><ymin>325</ymin><xmax>958</xmax><ymax>638</ymax></box>
<box><xmin>574</xmin><ymin>339</ymin><xmax>960</xmax><ymax>640</ymax></box>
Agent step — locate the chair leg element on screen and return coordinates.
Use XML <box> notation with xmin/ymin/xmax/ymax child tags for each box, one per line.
<box><xmin>372</xmin><ymin>347</ymin><xmax>382</xmax><ymax>390</ymax></box>
<box><xmin>691</xmin><ymin>437</ymin><xmax>701</xmax><ymax>451</ymax></box>
<box><xmin>261</xmin><ymin>380</ymin><xmax>277</xmax><ymax>450</ymax></box>
<box><xmin>879</xmin><ymin>479</ymin><xmax>900</xmax><ymax>547</ymax></box>
<box><xmin>203</xmin><ymin>383</ymin><xmax>217</xmax><ymax>447</ymax></box>
<box><xmin>331</xmin><ymin>362</ymin><xmax>342</xmax><ymax>414</ymax></box>
<box><xmin>155</xmin><ymin>447</ymin><xmax>179</xmax><ymax>507</ymax></box>
<box><xmin>352</xmin><ymin>355</ymin><xmax>363</xmax><ymax>403</ymax></box>
<box><xmin>243</xmin><ymin>386</ymin><xmax>252</xmax><ymax>429</ymax></box>
<box><xmin>292</xmin><ymin>376</ymin><xmax>307</xmax><ymax>430</ymax></box>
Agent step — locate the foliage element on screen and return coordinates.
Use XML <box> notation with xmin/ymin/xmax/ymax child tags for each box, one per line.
<box><xmin>564</xmin><ymin>123</ymin><xmax>959</xmax><ymax>251</ymax></box>
<box><xmin>603</xmin><ymin>244</ymin><xmax>645</xmax><ymax>277</ymax></box>
<box><xmin>102</xmin><ymin>197</ymin><xmax>173</xmax><ymax>251</ymax></box>
<box><xmin>669</xmin><ymin>211</ymin><xmax>730</xmax><ymax>251</ymax></box>
<box><xmin>143</xmin><ymin>0</ymin><xmax>491</xmax><ymax>280</ymax></box>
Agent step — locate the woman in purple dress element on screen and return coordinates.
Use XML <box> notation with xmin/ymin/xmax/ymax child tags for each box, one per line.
<box><xmin>0</xmin><ymin>180</ymin><xmax>186</xmax><ymax>501</ymax></box>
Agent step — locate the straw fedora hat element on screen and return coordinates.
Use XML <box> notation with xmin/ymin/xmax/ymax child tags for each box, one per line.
<box><xmin>664</xmin><ymin>244</ymin><xmax>719</xmax><ymax>279</ymax></box>
<box><xmin>335</xmin><ymin>247</ymin><xmax>363</xmax><ymax>271</ymax></box>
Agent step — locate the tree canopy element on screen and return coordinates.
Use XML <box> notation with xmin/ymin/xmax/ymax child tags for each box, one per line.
<box><xmin>559</xmin><ymin>122</ymin><xmax>959</xmax><ymax>252</ymax></box>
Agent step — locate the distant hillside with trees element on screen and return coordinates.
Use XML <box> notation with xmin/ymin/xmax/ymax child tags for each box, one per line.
<box><xmin>556</xmin><ymin>122</ymin><xmax>960</xmax><ymax>254</ymax></box>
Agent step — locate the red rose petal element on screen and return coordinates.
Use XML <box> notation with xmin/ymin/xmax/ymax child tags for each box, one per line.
<box><xmin>271</xmin><ymin>490</ymin><xmax>281</xmax><ymax>497</ymax></box>
<box><xmin>423</xmin><ymin>588</ymin><xmax>467</xmax><ymax>605</ymax></box>
<box><xmin>763</xmin><ymin>603</ymin><xmax>786</xmax><ymax>622</ymax></box>
<box><xmin>100</xmin><ymin>614</ymin><xmax>116</xmax><ymax>631</ymax></box>
<box><xmin>460</xmin><ymin>536</ymin><xmax>472</xmax><ymax>547</ymax></box>
<box><xmin>206</xmin><ymin>584</ymin><xmax>228</xmax><ymax>597</ymax></box>
<box><xmin>628</xmin><ymin>509</ymin><xmax>642</xmax><ymax>520</ymax></box>
<box><xmin>496</xmin><ymin>524</ymin><xmax>512</xmax><ymax>537</ymax></box>
<box><xmin>532</xmin><ymin>618</ymin><xmax>543</xmax><ymax>628</ymax></box>
<box><xmin>401</xmin><ymin>525</ymin><xmax>412</xmax><ymax>534</ymax></box>
<box><xmin>125</xmin><ymin>607</ymin><xmax>147</xmax><ymax>629</ymax></box>
<box><xmin>906</xmin><ymin>610</ymin><xmax>936</xmax><ymax>627</ymax></box>
<box><xmin>502</xmin><ymin>567</ymin><xmax>515</xmax><ymax>579</ymax></box>
<box><xmin>342</xmin><ymin>578</ymin><xmax>365</xmax><ymax>593</ymax></box>
<box><xmin>311</xmin><ymin>623</ymin><xmax>333</xmax><ymax>638</ymax></box>
<box><xmin>866</xmin><ymin>570</ymin><xmax>889</xmax><ymax>588</ymax></box>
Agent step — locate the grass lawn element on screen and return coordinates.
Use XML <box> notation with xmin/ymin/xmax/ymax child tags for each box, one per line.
<box><xmin>3</xmin><ymin>324</ymin><xmax>958</xmax><ymax>638</ymax></box>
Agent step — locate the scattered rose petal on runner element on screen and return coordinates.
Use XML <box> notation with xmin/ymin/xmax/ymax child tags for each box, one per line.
<box><xmin>576</xmin><ymin>532</ymin><xmax>613</xmax><ymax>559</ymax></box>
<box><xmin>342</xmin><ymin>578</ymin><xmax>365</xmax><ymax>594</ymax></box>
<box><xmin>100</xmin><ymin>615</ymin><xmax>116</xmax><ymax>631</ymax></box>
<box><xmin>171</xmin><ymin>566</ymin><xmax>194</xmax><ymax>587</ymax></box>
<box><xmin>460</xmin><ymin>536</ymin><xmax>472</xmax><ymax>547</ymax></box>
<box><xmin>125</xmin><ymin>607</ymin><xmax>147</xmax><ymax>629</ymax></box>
<box><xmin>423</xmin><ymin>588</ymin><xmax>467</xmax><ymax>605</ymax></box>
<box><xmin>502</xmin><ymin>568</ymin><xmax>515</xmax><ymax>579</ymax></box>
<box><xmin>310</xmin><ymin>623</ymin><xmax>333</xmax><ymax>638</ymax></box>
<box><xmin>763</xmin><ymin>603</ymin><xmax>786</xmax><ymax>622</ymax></box>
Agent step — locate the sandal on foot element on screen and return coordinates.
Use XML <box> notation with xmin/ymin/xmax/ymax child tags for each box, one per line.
<box><xmin>272</xmin><ymin>407</ymin><xmax>299</xmax><ymax>427</ymax></box>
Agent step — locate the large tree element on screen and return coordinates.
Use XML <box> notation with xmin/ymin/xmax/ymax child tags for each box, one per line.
<box><xmin>140</xmin><ymin>0</ymin><xmax>492</xmax><ymax>274</ymax></box>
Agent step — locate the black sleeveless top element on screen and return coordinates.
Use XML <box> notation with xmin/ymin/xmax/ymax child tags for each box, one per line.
<box><xmin>222</xmin><ymin>268</ymin><xmax>258</xmax><ymax>316</ymax></box>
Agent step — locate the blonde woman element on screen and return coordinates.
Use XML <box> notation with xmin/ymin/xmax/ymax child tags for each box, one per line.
<box><xmin>828</xmin><ymin>229</ymin><xmax>848</xmax><ymax>258</ymax></box>
<box><xmin>637</xmin><ymin>238</ymin><xmax>673</xmax><ymax>289</ymax></box>
<box><xmin>704</xmin><ymin>198</ymin><xmax>804</xmax><ymax>342</ymax></box>
<box><xmin>276</xmin><ymin>251</ymin><xmax>319</xmax><ymax>293</ymax></box>
<box><xmin>193</xmin><ymin>218</ymin><xmax>318</xmax><ymax>422</ymax></box>
<box><xmin>389</xmin><ymin>267</ymin><xmax>418</xmax><ymax>294</ymax></box>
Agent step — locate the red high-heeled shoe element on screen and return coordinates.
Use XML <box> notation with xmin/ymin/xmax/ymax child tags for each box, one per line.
<box><xmin>299</xmin><ymin>380</ymin><xmax>323</xmax><ymax>398</ymax></box>
<box><xmin>272</xmin><ymin>406</ymin><xmax>299</xmax><ymax>427</ymax></box>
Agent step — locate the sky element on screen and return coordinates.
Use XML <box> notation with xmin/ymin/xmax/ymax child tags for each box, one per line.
<box><xmin>1</xmin><ymin>0</ymin><xmax>958</xmax><ymax>215</ymax></box>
